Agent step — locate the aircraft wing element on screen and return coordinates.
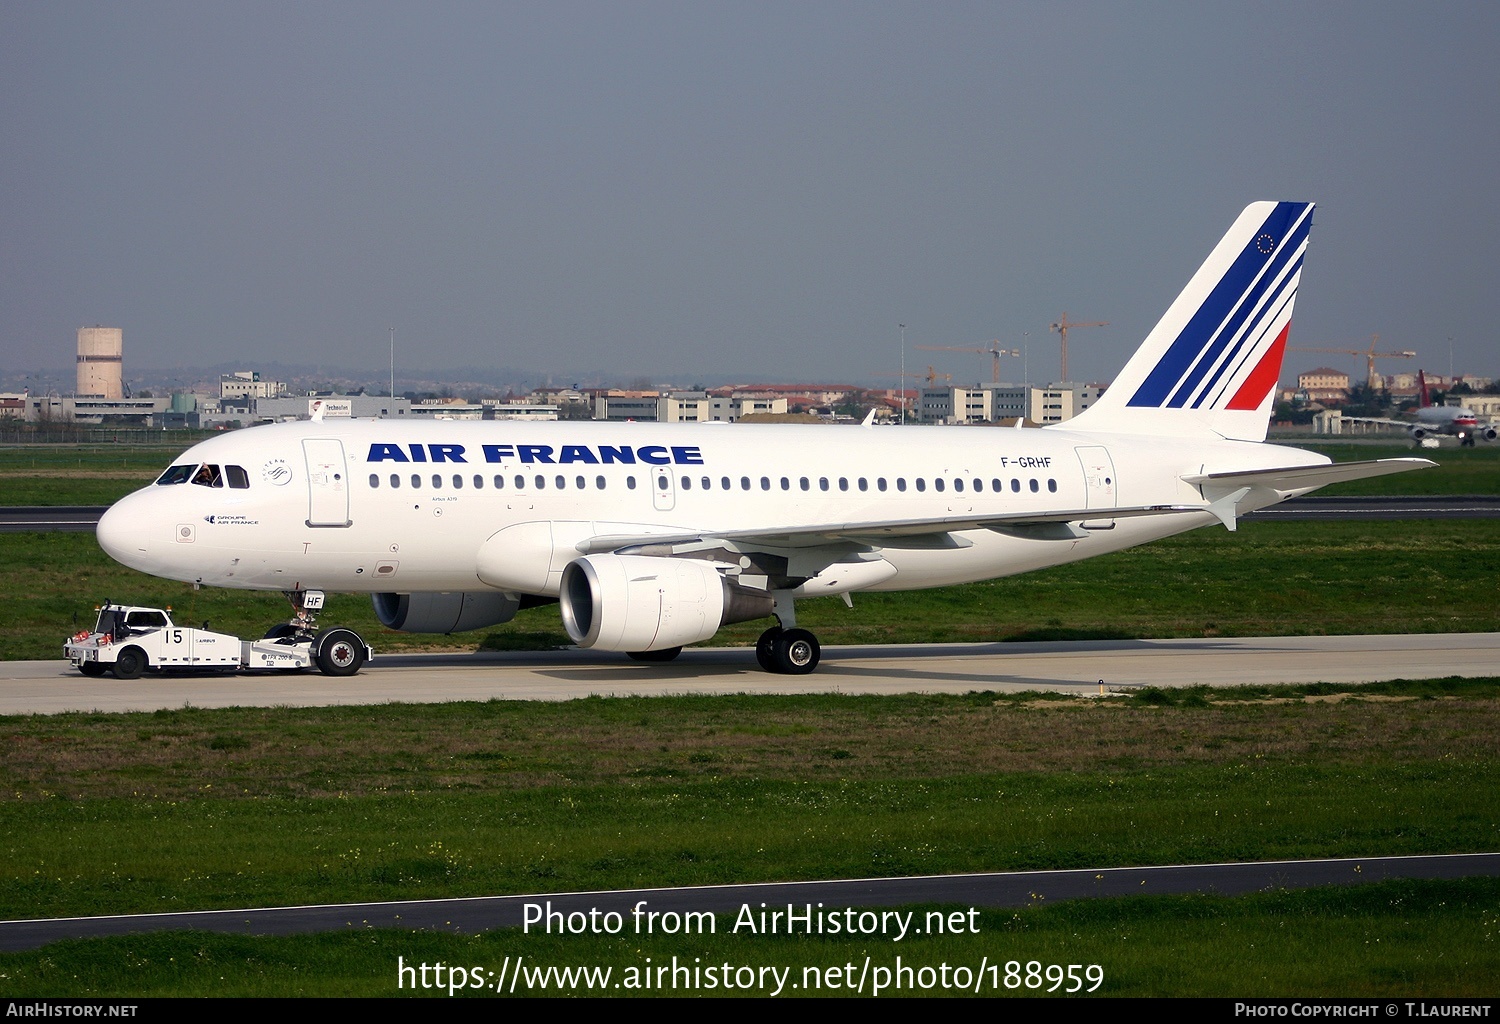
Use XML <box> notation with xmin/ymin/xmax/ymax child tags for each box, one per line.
<box><xmin>579</xmin><ymin>502</ymin><xmax>1202</xmax><ymax>554</ymax></box>
<box><xmin>581</xmin><ymin>457</ymin><xmax>1435</xmax><ymax>558</ymax></box>
<box><xmin>1338</xmin><ymin>416</ymin><xmax>1411</xmax><ymax>428</ymax></box>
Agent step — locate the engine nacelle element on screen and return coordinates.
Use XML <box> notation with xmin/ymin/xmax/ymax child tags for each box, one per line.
<box><xmin>559</xmin><ymin>554</ymin><xmax>773</xmax><ymax>652</ymax></box>
<box><xmin>1482</xmin><ymin>426</ymin><xmax>1498</xmax><ymax>442</ymax></box>
<box><xmin>373</xmin><ymin>591</ymin><xmax>521</xmax><ymax>634</ymax></box>
<box><xmin>1409</xmin><ymin>426</ymin><xmax>1428</xmax><ymax>440</ymax></box>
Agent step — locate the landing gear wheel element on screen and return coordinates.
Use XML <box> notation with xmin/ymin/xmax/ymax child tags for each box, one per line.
<box><xmin>78</xmin><ymin>661</ymin><xmax>107</xmax><ymax>677</ymax></box>
<box><xmin>626</xmin><ymin>647</ymin><xmax>682</xmax><ymax>663</ymax></box>
<box><xmin>314</xmin><ymin>628</ymin><xmax>366</xmax><ymax>676</ymax></box>
<box><xmin>113</xmin><ymin>646</ymin><xmax>147</xmax><ymax>680</ymax></box>
<box><xmin>755</xmin><ymin>626</ymin><xmax>784</xmax><ymax>672</ymax></box>
<box><xmin>771</xmin><ymin>628</ymin><xmax>820</xmax><ymax>675</ymax></box>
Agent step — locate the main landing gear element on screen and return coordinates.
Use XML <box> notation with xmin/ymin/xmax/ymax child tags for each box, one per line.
<box><xmin>754</xmin><ymin>593</ymin><xmax>820</xmax><ymax>674</ymax></box>
<box><xmin>754</xmin><ymin>626</ymin><xmax>821</xmax><ymax>674</ymax></box>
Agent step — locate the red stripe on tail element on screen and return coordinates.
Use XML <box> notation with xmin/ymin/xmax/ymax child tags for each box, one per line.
<box><xmin>1226</xmin><ymin>322</ymin><xmax>1290</xmax><ymax>410</ymax></box>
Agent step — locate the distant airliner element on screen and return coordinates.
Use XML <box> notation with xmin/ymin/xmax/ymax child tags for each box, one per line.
<box><xmin>97</xmin><ymin>202</ymin><xmax>1431</xmax><ymax>674</ymax></box>
<box><xmin>1344</xmin><ymin>370</ymin><xmax>1495</xmax><ymax>446</ymax></box>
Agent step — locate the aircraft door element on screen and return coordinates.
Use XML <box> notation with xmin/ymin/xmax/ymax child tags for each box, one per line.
<box><xmin>652</xmin><ymin>466</ymin><xmax>676</xmax><ymax>511</ymax></box>
<box><xmin>1075</xmin><ymin>445</ymin><xmax>1117</xmax><ymax>530</ymax></box>
<box><xmin>303</xmin><ymin>439</ymin><xmax>352</xmax><ymax>527</ymax></box>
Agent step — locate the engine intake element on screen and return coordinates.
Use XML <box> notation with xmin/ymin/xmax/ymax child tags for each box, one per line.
<box><xmin>373</xmin><ymin>591</ymin><xmax>521</xmax><ymax>633</ymax></box>
<box><xmin>560</xmin><ymin>554</ymin><xmax>773</xmax><ymax>652</ymax></box>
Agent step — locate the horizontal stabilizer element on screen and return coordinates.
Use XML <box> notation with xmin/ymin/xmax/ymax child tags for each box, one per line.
<box><xmin>1181</xmin><ymin>458</ymin><xmax>1435</xmax><ymax>493</ymax></box>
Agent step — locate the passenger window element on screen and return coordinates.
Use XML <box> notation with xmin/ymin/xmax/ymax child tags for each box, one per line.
<box><xmin>577</xmin><ymin>476</ymin><xmax>586</xmax><ymax>489</ymax></box>
<box><xmin>741</xmin><ymin>476</ymin><xmax>751</xmax><ymax>490</ymax></box>
<box><xmin>761</xmin><ymin>477</ymin><xmax>771</xmax><ymax>490</ymax></box>
<box><xmin>720</xmin><ymin>476</ymin><xmax>730</xmax><ymax>490</ymax></box>
<box><xmin>390</xmin><ymin>474</ymin><xmax>401</xmax><ymax>488</ymax></box>
<box><xmin>226</xmin><ymin>465</ymin><xmax>250</xmax><ymax>489</ymax></box>
<box><xmin>536</xmin><ymin>475</ymin><xmax>546</xmax><ymax>489</ymax></box>
<box><xmin>681</xmin><ymin>476</ymin><xmax>692</xmax><ymax>490</ymax></box>
<box><xmin>819</xmin><ymin>477</ymin><xmax>829</xmax><ymax>491</ymax></box>
<box><xmin>781</xmin><ymin>477</ymin><xmax>790</xmax><ymax>490</ymax></box>
<box><xmin>800</xmin><ymin>477</ymin><xmax>810</xmax><ymax>491</ymax></box>
<box><xmin>626</xmin><ymin>476</ymin><xmax>637</xmax><ymax>490</ymax></box>
<box><xmin>555</xmin><ymin>475</ymin><xmax>565</xmax><ymax>489</ymax></box>
<box><xmin>839</xmin><ymin>477</ymin><xmax>848</xmax><ymax>491</ymax></box>
<box><xmin>896</xmin><ymin>478</ymin><xmax>907</xmax><ymax>492</ymax></box>
<box><xmin>411</xmin><ymin>474</ymin><xmax>421</xmax><ymax>488</ymax></box>
<box><xmin>858</xmin><ymin>478</ymin><xmax>868</xmax><ymax>491</ymax></box>
<box><xmin>972</xmin><ymin>478</ymin><xmax>982</xmax><ymax>492</ymax></box>
<box><xmin>1030</xmin><ymin>478</ymin><xmax>1039</xmax><ymax>493</ymax></box>
<box><xmin>878</xmin><ymin>478</ymin><xmax>887</xmax><ymax>492</ymax></box>
<box><xmin>953</xmin><ymin>479</ymin><xmax>963</xmax><ymax>492</ymax></box>
<box><xmin>1048</xmin><ymin>478</ymin><xmax>1058</xmax><ymax>493</ymax></box>
<box><xmin>1011</xmin><ymin>478</ymin><xmax>1020</xmax><ymax>493</ymax></box>
<box><xmin>934</xmin><ymin>478</ymin><xmax>945</xmax><ymax>492</ymax></box>
<box><xmin>453</xmin><ymin>475</ymin><xmax>463</xmax><ymax>488</ymax></box>
<box><xmin>432</xmin><ymin>474</ymin><xmax>442</xmax><ymax>488</ymax></box>
<box><xmin>514</xmin><ymin>475</ymin><xmax>525</xmax><ymax>489</ymax></box>
<box><xmin>474</xmin><ymin>475</ymin><xmax>484</xmax><ymax>489</ymax></box>
<box><xmin>702</xmin><ymin>476</ymin><xmax>712</xmax><ymax>490</ymax></box>
<box><xmin>494</xmin><ymin>475</ymin><xmax>505</xmax><ymax>489</ymax></box>
<box><xmin>992</xmin><ymin>478</ymin><xmax>1002</xmax><ymax>492</ymax></box>
<box><xmin>596</xmin><ymin>475</ymin><xmax>606</xmax><ymax>489</ymax></box>
<box><xmin>369</xmin><ymin>474</ymin><xmax>379</xmax><ymax>487</ymax></box>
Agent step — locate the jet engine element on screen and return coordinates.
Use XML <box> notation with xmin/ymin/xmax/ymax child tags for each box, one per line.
<box><xmin>1482</xmin><ymin>426</ymin><xmax>1498</xmax><ymax>442</ymax></box>
<box><xmin>559</xmin><ymin>554</ymin><xmax>773</xmax><ymax>652</ymax></box>
<box><xmin>373</xmin><ymin>591</ymin><xmax>521</xmax><ymax>634</ymax></box>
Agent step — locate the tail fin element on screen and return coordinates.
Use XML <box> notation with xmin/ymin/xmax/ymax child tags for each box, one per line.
<box><xmin>1065</xmin><ymin>201</ymin><xmax>1314</xmax><ymax>442</ymax></box>
<box><xmin>1418</xmin><ymin>370</ymin><xmax>1430</xmax><ymax>408</ymax></box>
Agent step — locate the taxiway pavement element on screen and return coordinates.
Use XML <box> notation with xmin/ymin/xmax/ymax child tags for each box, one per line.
<box><xmin>5</xmin><ymin>631</ymin><xmax>1498</xmax><ymax>714</ymax></box>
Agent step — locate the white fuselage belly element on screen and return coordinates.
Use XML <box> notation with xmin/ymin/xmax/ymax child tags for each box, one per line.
<box><xmin>98</xmin><ymin>419</ymin><xmax>1325</xmax><ymax>595</ymax></box>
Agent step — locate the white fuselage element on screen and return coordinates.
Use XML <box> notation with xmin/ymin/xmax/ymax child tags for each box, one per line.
<box><xmin>97</xmin><ymin>418</ymin><xmax>1327</xmax><ymax>598</ymax></box>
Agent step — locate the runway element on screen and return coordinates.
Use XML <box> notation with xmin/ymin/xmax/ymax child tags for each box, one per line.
<box><xmin>6</xmin><ymin>631</ymin><xmax>1498</xmax><ymax>715</ymax></box>
<box><xmin>3</xmin><ymin>853</ymin><xmax>1496</xmax><ymax>952</ymax></box>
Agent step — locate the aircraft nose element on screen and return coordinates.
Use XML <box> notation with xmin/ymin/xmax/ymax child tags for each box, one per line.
<box><xmin>96</xmin><ymin>493</ymin><xmax>155</xmax><ymax>572</ymax></box>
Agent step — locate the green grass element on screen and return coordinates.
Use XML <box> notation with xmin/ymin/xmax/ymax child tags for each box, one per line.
<box><xmin>3</xmin><ymin>683</ymin><xmax>1496</xmax><ymax>995</ymax></box>
<box><xmin>2</xmin><ymin>878</ymin><xmax>1497</xmax><ymax>996</ymax></box>
<box><xmin>14</xmin><ymin>517</ymin><xmax>1493</xmax><ymax>661</ymax></box>
<box><xmin>3</xmin><ymin>686</ymin><xmax>1498</xmax><ymax>920</ymax></box>
<box><xmin>1298</xmin><ymin>441</ymin><xmax>1500</xmax><ymax>494</ymax></box>
<box><xmin>0</xmin><ymin>445</ymin><xmax>178</xmax><ymax>505</ymax></box>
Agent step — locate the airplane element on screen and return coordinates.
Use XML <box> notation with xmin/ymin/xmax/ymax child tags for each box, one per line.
<box><xmin>96</xmin><ymin>201</ymin><xmax>1435</xmax><ymax>676</ymax></box>
<box><xmin>1341</xmin><ymin>370</ymin><xmax>1496</xmax><ymax>446</ymax></box>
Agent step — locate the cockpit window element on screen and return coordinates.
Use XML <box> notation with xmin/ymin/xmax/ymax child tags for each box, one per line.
<box><xmin>192</xmin><ymin>464</ymin><xmax>224</xmax><ymax>488</ymax></box>
<box><xmin>226</xmin><ymin>465</ymin><xmax>250</xmax><ymax>489</ymax></box>
<box><xmin>156</xmin><ymin>464</ymin><xmax>196</xmax><ymax>485</ymax></box>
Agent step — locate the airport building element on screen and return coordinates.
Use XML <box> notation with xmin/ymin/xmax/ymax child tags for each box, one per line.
<box><xmin>917</xmin><ymin>383</ymin><xmax>1104</xmax><ymax>424</ymax></box>
<box><xmin>220</xmin><ymin>371</ymin><xmax>287</xmax><ymax>401</ymax></box>
<box><xmin>76</xmin><ymin>327</ymin><xmax>124</xmax><ymax>399</ymax></box>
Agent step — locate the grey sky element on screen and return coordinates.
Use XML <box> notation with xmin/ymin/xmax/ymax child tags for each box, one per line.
<box><xmin>3</xmin><ymin>1</ymin><xmax>1497</xmax><ymax>388</ymax></box>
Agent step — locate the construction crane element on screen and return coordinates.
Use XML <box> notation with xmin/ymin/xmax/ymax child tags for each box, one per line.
<box><xmin>1288</xmin><ymin>335</ymin><xmax>1416</xmax><ymax>389</ymax></box>
<box><xmin>914</xmin><ymin>341</ymin><xmax>1021</xmax><ymax>383</ymax></box>
<box><xmin>1049</xmin><ymin>313</ymin><xmax>1108</xmax><ymax>381</ymax></box>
